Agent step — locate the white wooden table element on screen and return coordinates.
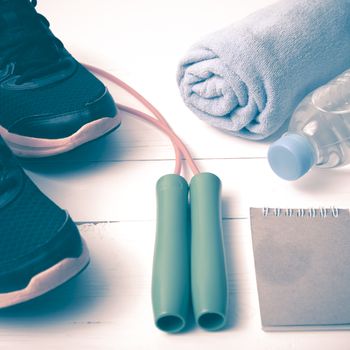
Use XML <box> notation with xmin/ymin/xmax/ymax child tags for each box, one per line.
<box><xmin>3</xmin><ymin>1</ymin><xmax>350</xmax><ymax>349</ymax></box>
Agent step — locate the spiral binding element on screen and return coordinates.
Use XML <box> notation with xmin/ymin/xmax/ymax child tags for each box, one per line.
<box><xmin>262</xmin><ymin>207</ymin><xmax>341</xmax><ymax>218</ymax></box>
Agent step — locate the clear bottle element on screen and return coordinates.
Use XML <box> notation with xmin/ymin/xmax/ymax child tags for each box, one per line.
<box><xmin>268</xmin><ymin>69</ymin><xmax>350</xmax><ymax>181</ymax></box>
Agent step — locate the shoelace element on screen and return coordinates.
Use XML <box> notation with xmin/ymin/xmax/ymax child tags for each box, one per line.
<box><xmin>0</xmin><ymin>0</ymin><xmax>66</xmax><ymax>84</ymax></box>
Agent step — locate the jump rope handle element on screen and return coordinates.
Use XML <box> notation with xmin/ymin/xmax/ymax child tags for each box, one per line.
<box><xmin>190</xmin><ymin>173</ymin><xmax>228</xmax><ymax>331</ymax></box>
<box><xmin>152</xmin><ymin>172</ymin><xmax>228</xmax><ymax>333</ymax></box>
<box><xmin>152</xmin><ymin>174</ymin><xmax>190</xmax><ymax>333</ymax></box>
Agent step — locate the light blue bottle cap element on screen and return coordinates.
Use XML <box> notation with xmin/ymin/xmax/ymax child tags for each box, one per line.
<box><xmin>268</xmin><ymin>133</ymin><xmax>315</xmax><ymax>181</ymax></box>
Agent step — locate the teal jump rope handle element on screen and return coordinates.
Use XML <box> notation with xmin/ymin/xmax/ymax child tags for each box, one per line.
<box><xmin>190</xmin><ymin>172</ymin><xmax>228</xmax><ymax>331</ymax></box>
<box><xmin>152</xmin><ymin>174</ymin><xmax>190</xmax><ymax>333</ymax></box>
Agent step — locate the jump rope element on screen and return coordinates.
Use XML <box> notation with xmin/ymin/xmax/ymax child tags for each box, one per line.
<box><xmin>85</xmin><ymin>64</ymin><xmax>228</xmax><ymax>333</ymax></box>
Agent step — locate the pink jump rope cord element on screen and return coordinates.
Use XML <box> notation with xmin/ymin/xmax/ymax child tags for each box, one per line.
<box><xmin>84</xmin><ymin>64</ymin><xmax>200</xmax><ymax>176</ymax></box>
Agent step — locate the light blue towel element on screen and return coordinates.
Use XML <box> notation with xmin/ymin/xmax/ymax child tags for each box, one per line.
<box><xmin>177</xmin><ymin>0</ymin><xmax>350</xmax><ymax>140</ymax></box>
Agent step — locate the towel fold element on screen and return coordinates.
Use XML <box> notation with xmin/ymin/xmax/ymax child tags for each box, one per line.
<box><xmin>177</xmin><ymin>0</ymin><xmax>350</xmax><ymax>140</ymax></box>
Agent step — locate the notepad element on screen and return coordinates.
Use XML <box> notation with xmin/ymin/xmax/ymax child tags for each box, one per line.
<box><xmin>250</xmin><ymin>207</ymin><xmax>350</xmax><ymax>331</ymax></box>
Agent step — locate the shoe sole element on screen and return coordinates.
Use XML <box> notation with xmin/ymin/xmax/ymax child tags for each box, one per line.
<box><xmin>0</xmin><ymin>239</ymin><xmax>90</xmax><ymax>309</ymax></box>
<box><xmin>0</xmin><ymin>114</ymin><xmax>122</xmax><ymax>158</ymax></box>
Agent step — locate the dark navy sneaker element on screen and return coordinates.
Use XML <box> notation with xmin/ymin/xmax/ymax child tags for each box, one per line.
<box><xmin>0</xmin><ymin>0</ymin><xmax>119</xmax><ymax>158</ymax></box>
<box><xmin>0</xmin><ymin>138</ymin><xmax>89</xmax><ymax>308</ymax></box>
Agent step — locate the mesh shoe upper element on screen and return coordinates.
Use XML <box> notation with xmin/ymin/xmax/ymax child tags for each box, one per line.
<box><xmin>0</xmin><ymin>176</ymin><xmax>68</xmax><ymax>264</ymax></box>
<box><xmin>0</xmin><ymin>0</ymin><xmax>116</xmax><ymax>139</ymax></box>
<box><xmin>0</xmin><ymin>139</ymin><xmax>83</xmax><ymax>292</ymax></box>
<box><xmin>0</xmin><ymin>64</ymin><xmax>107</xmax><ymax>127</ymax></box>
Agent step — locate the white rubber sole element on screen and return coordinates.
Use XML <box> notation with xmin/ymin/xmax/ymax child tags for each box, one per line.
<box><xmin>0</xmin><ymin>114</ymin><xmax>122</xmax><ymax>158</ymax></box>
<box><xmin>0</xmin><ymin>239</ymin><xmax>90</xmax><ymax>309</ymax></box>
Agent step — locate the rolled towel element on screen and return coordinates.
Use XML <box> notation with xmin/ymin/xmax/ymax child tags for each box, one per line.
<box><xmin>177</xmin><ymin>0</ymin><xmax>350</xmax><ymax>140</ymax></box>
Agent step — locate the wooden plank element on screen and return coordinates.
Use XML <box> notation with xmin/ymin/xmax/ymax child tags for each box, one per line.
<box><xmin>18</xmin><ymin>93</ymin><xmax>272</xmax><ymax>163</ymax></box>
<box><xmin>1</xmin><ymin>221</ymin><xmax>350</xmax><ymax>349</ymax></box>
<box><xmin>24</xmin><ymin>159</ymin><xmax>350</xmax><ymax>222</ymax></box>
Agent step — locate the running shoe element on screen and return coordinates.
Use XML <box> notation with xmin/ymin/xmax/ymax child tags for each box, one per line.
<box><xmin>0</xmin><ymin>137</ymin><xmax>89</xmax><ymax>308</ymax></box>
<box><xmin>0</xmin><ymin>0</ymin><xmax>119</xmax><ymax>157</ymax></box>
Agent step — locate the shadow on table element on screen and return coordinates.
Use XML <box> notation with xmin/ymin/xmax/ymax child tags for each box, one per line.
<box><xmin>19</xmin><ymin>125</ymin><xmax>123</xmax><ymax>175</ymax></box>
<box><xmin>0</xmin><ymin>256</ymin><xmax>107</xmax><ymax>328</ymax></box>
<box><xmin>221</xmin><ymin>195</ymin><xmax>239</xmax><ymax>331</ymax></box>
<box><xmin>294</xmin><ymin>166</ymin><xmax>350</xmax><ymax>193</ymax></box>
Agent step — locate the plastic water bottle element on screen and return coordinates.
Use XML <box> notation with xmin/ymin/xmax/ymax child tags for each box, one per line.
<box><xmin>268</xmin><ymin>69</ymin><xmax>350</xmax><ymax>181</ymax></box>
